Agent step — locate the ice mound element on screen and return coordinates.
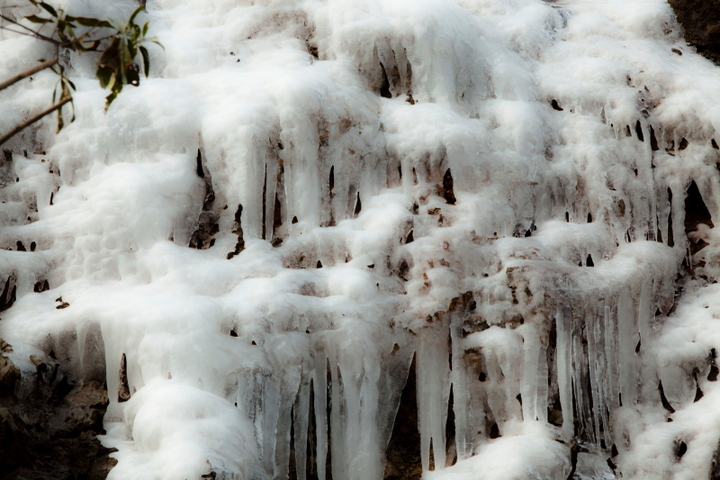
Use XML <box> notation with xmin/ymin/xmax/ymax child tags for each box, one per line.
<box><xmin>3</xmin><ymin>0</ymin><xmax>720</xmax><ymax>478</ymax></box>
<box><xmin>111</xmin><ymin>379</ymin><xmax>257</xmax><ymax>480</ymax></box>
<box><xmin>424</xmin><ymin>422</ymin><xmax>571</xmax><ymax>480</ymax></box>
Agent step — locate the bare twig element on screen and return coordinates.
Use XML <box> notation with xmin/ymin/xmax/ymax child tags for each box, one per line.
<box><xmin>0</xmin><ymin>57</ymin><xmax>57</xmax><ymax>92</ymax></box>
<box><xmin>0</xmin><ymin>26</ymin><xmax>38</xmax><ymax>37</ymax></box>
<box><xmin>0</xmin><ymin>14</ymin><xmax>64</xmax><ymax>46</ymax></box>
<box><xmin>0</xmin><ymin>96</ymin><xmax>71</xmax><ymax>146</ymax></box>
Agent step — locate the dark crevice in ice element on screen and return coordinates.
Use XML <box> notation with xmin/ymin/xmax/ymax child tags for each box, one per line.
<box><xmin>227</xmin><ymin>204</ymin><xmax>245</xmax><ymax>259</ymax></box>
<box><xmin>442</xmin><ymin>169</ymin><xmax>456</xmax><ymax>205</ymax></box>
<box><xmin>118</xmin><ymin>353</ymin><xmax>130</xmax><ymax>403</ymax></box>
<box><xmin>189</xmin><ymin>149</ymin><xmax>218</xmax><ymax>250</ymax></box>
<box><xmin>685</xmin><ymin>180</ymin><xmax>713</xmax><ymax>256</ymax></box>
<box><xmin>384</xmin><ymin>354</ymin><xmax>422</xmax><ymax>480</ymax></box>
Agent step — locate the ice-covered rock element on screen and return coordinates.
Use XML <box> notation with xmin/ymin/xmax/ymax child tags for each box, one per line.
<box><xmin>2</xmin><ymin>0</ymin><xmax>720</xmax><ymax>478</ymax></box>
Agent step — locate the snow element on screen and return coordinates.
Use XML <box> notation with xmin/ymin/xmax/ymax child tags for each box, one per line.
<box><xmin>424</xmin><ymin>422</ymin><xmax>571</xmax><ymax>480</ymax></box>
<box><xmin>2</xmin><ymin>0</ymin><xmax>720</xmax><ymax>478</ymax></box>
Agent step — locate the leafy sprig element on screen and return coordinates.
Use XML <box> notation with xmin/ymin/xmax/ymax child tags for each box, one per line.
<box><xmin>20</xmin><ymin>1</ymin><xmax>163</xmax><ymax>109</ymax></box>
<box><xmin>0</xmin><ymin>1</ymin><xmax>163</xmax><ymax>144</ymax></box>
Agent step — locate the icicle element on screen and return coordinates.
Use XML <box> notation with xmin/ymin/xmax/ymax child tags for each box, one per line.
<box><xmin>127</xmin><ymin>355</ymin><xmax>143</xmax><ymax>403</ymax></box>
<box><xmin>618</xmin><ymin>290</ymin><xmax>639</xmax><ymax>407</ymax></box>
<box><xmin>600</xmin><ymin>304</ymin><xmax>613</xmax><ymax>448</ymax></box>
<box><xmin>416</xmin><ymin>326</ymin><xmax>450</xmax><ymax>472</ymax></box>
<box><xmin>536</xmin><ymin>334</ymin><xmax>549</xmax><ymax>425</ymax></box>
<box><xmin>520</xmin><ymin>323</ymin><xmax>540</xmax><ymax>422</ymax></box>
<box><xmin>252</xmin><ymin>370</ymin><xmax>265</xmax><ymax>466</ymax></box>
<box><xmin>341</xmin><ymin>345</ymin><xmax>382</xmax><ymax>480</ymax></box>
<box><xmin>338</xmin><ymin>353</ymin><xmax>363</xmax><ymax>479</ymax></box>
<box><xmin>498</xmin><ymin>342</ymin><xmax>523</xmax><ymax>425</ymax></box>
<box><xmin>284</xmin><ymin>121</ymin><xmax>322</xmax><ymax>228</ymax></box>
<box><xmin>312</xmin><ymin>353</ymin><xmax>328</xmax><ymax>480</ymax></box>
<box><xmin>586</xmin><ymin>303</ymin><xmax>603</xmax><ymax>444</ymax></box>
<box><xmin>556</xmin><ymin>306</ymin><xmax>573</xmax><ymax>440</ymax></box>
<box><xmin>274</xmin><ymin>379</ymin><xmax>298</xmax><ymax>479</ymax></box>
<box><xmin>485</xmin><ymin>345</ymin><xmax>505</xmax><ymax>427</ymax></box>
<box><xmin>261</xmin><ymin>374</ymin><xmax>280</xmax><ymax>477</ymax></box>
<box><xmin>450</xmin><ymin>312</ymin><xmax>472</xmax><ymax>460</ymax></box>
<box><xmin>76</xmin><ymin>321</ymin><xmax>89</xmax><ymax>378</ymax></box>
<box><xmin>604</xmin><ymin>304</ymin><xmax>619</xmax><ymax>413</ymax></box>
<box><xmin>571</xmin><ymin>307</ymin><xmax>592</xmax><ymax>442</ymax></box>
<box><xmin>329</xmin><ymin>352</ymin><xmax>346</xmax><ymax>480</ymax></box>
<box><xmin>294</xmin><ymin>378</ymin><xmax>310</xmax><ymax>480</ymax></box>
<box><xmin>637</xmin><ymin>280</ymin><xmax>656</xmax><ymax>403</ymax></box>
<box><xmin>100</xmin><ymin>323</ymin><xmax>123</xmax><ymax>420</ymax></box>
<box><xmin>265</xmin><ymin>160</ymin><xmax>278</xmax><ymax>241</ymax></box>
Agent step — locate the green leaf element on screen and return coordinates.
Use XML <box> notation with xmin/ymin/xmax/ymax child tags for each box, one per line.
<box><xmin>142</xmin><ymin>21</ymin><xmax>149</xmax><ymax>37</ymax></box>
<box><xmin>25</xmin><ymin>14</ymin><xmax>52</xmax><ymax>24</ymax></box>
<box><xmin>119</xmin><ymin>40</ymin><xmax>132</xmax><ymax>64</ymax></box>
<box><xmin>67</xmin><ymin>79</ymin><xmax>76</xmax><ymax>90</ymax></box>
<box><xmin>38</xmin><ymin>2</ymin><xmax>57</xmax><ymax>17</ymax></box>
<box><xmin>105</xmin><ymin>90</ymin><xmax>118</xmax><ymax>110</ymax></box>
<box><xmin>96</xmin><ymin>66</ymin><xmax>114</xmax><ymax>89</ymax></box>
<box><xmin>139</xmin><ymin>46</ymin><xmax>150</xmax><ymax>77</ymax></box>
<box><xmin>66</xmin><ymin>16</ymin><xmax>112</xmax><ymax>28</ymax></box>
<box><xmin>128</xmin><ymin>5</ymin><xmax>144</xmax><ymax>24</ymax></box>
<box><xmin>99</xmin><ymin>38</ymin><xmax>120</xmax><ymax>69</ymax></box>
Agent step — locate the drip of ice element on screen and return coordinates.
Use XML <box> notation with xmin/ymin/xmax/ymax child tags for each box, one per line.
<box><xmin>3</xmin><ymin>0</ymin><xmax>720</xmax><ymax>478</ymax></box>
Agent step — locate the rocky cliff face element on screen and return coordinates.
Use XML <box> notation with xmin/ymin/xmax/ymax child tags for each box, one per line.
<box><xmin>0</xmin><ymin>340</ymin><xmax>115</xmax><ymax>480</ymax></box>
<box><xmin>3</xmin><ymin>0</ymin><xmax>720</xmax><ymax>479</ymax></box>
<box><xmin>669</xmin><ymin>0</ymin><xmax>720</xmax><ymax>63</ymax></box>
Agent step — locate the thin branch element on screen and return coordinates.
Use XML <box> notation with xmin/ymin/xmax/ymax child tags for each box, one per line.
<box><xmin>0</xmin><ymin>57</ymin><xmax>57</xmax><ymax>92</ymax></box>
<box><xmin>0</xmin><ymin>96</ymin><xmax>71</xmax><ymax>146</ymax></box>
<box><xmin>0</xmin><ymin>14</ymin><xmax>64</xmax><ymax>46</ymax></box>
<box><xmin>0</xmin><ymin>13</ymin><xmax>39</xmax><ymax>35</ymax></box>
<box><xmin>0</xmin><ymin>26</ymin><xmax>38</xmax><ymax>38</ymax></box>
<box><xmin>0</xmin><ymin>13</ymin><xmax>46</xmax><ymax>34</ymax></box>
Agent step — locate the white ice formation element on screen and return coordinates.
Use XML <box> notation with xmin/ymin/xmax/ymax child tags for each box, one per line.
<box><xmin>2</xmin><ymin>0</ymin><xmax>720</xmax><ymax>478</ymax></box>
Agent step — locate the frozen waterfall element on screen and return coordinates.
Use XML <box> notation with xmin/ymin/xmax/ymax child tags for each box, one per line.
<box><xmin>2</xmin><ymin>0</ymin><xmax>720</xmax><ymax>479</ymax></box>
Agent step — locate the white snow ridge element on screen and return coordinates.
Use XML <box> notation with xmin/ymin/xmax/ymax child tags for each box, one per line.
<box><xmin>3</xmin><ymin>0</ymin><xmax>720</xmax><ymax>478</ymax></box>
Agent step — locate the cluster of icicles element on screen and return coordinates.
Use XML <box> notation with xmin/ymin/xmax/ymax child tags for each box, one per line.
<box><xmin>2</xmin><ymin>0</ymin><xmax>720</xmax><ymax>478</ymax></box>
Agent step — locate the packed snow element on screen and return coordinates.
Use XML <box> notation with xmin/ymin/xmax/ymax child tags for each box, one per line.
<box><xmin>2</xmin><ymin>0</ymin><xmax>720</xmax><ymax>478</ymax></box>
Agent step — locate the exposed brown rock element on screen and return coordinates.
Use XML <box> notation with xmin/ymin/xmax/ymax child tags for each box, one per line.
<box><xmin>669</xmin><ymin>0</ymin><xmax>720</xmax><ymax>64</ymax></box>
<box><xmin>0</xmin><ymin>340</ymin><xmax>115</xmax><ymax>480</ymax></box>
